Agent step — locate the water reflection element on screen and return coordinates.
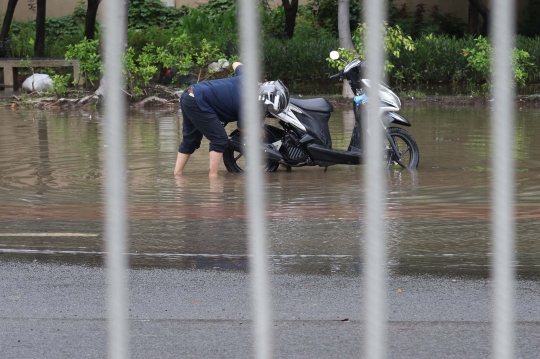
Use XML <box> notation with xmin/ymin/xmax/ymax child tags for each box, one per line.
<box><xmin>1</xmin><ymin>107</ymin><xmax>540</xmax><ymax>277</ymax></box>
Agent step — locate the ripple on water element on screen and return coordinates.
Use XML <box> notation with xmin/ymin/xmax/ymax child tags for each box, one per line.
<box><xmin>1</xmin><ymin>107</ymin><xmax>540</xmax><ymax>276</ymax></box>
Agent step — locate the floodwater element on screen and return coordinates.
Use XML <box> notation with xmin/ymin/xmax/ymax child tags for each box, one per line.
<box><xmin>1</xmin><ymin>105</ymin><xmax>540</xmax><ymax>277</ymax></box>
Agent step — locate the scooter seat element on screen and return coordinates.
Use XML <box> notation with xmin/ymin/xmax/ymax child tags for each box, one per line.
<box><xmin>290</xmin><ymin>97</ymin><xmax>333</xmax><ymax>113</ymax></box>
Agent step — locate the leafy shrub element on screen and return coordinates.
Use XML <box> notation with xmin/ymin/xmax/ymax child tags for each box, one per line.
<box><xmin>394</xmin><ymin>34</ymin><xmax>475</xmax><ymax>84</ymax></box>
<box><xmin>388</xmin><ymin>1</ymin><xmax>467</xmax><ymax>38</ymax></box>
<box><xmin>463</xmin><ymin>36</ymin><xmax>534</xmax><ymax>88</ymax></box>
<box><xmin>65</xmin><ymin>39</ymin><xmax>103</xmax><ymax>88</ymax></box>
<box><xmin>3</xmin><ymin>2</ymin><xmax>87</xmax><ymax>58</ymax></box>
<box><xmin>7</xmin><ymin>21</ymin><xmax>35</xmax><ymax>57</ymax></box>
<box><xmin>128</xmin><ymin>27</ymin><xmax>183</xmax><ymax>53</ymax></box>
<box><xmin>305</xmin><ymin>0</ymin><xmax>362</xmax><ymax>36</ymax></box>
<box><xmin>519</xmin><ymin>0</ymin><xmax>540</xmax><ymax>37</ymax></box>
<box><xmin>263</xmin><ymin>23</ymin><xmax>338</xmax><ymax>82</ymax></box>
<box><xmin>516</xmin><ymin>35</ymin><xmax>540</xmax><ymax>83</ymax></box>
<box><xmin>48</xmin><ymin>74</ymin><xmax>72</xmax><ymax>97</ymax></box>
<box><xmin>327</xmin><ymin>23</ymin><xmax>415</xmax><ymax>77</ymax></box>
<box><xmin>128</xmin><ymin>0</ymin><xmax>187</xmax><ymax>29</ymax></box>
<box><xmin>262</xmin><ymin>5</ymin><xmax>286</xmax><ymax>39</ymax></box>
<box><xmin>197</xmin><ymin>0</ymin><xmax>237</xmax><ymax>16</ymax></box>
<box><xmin>124</xmin><ymin>46</ymin><xmax>158</xmax><ymax>94</ymax></box>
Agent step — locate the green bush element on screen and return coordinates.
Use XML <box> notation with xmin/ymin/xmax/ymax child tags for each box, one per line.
<box><xmin>7</xmin><ymin>21</ymin><xmax>35</xmax><ymax>57</ymax></box>
<box><xmin>516</xmin><ymin>35</ymin><xmax>540</xmax><ymax>83</ymax></box>
<box><xmin>388</xmin><ymin>0</ymin><xmax>467</xmax><ymax>38</ymax></box>
<box><xmin>462</xmin><ymin>36</ymin><xmax>534</xmax><ymax>89</ymax></box>
<box><xmin>65</xmin><ymin>38</ymin><xmax>103</xmax><ymax>88</ymax></box>
<box><xmin>393</xmin><ymin>34</ymin><xmax>475</xmax><ymax>84</ymax></box>
<box><xmin>128</xmin><ymin>0</ymin><xmax>187</xmax><ymax>29</ymax></box>
<box><xmin>305</xmin><ymin>0</ymin><xmax>362</xmax><ymax>36</ymax></box>
<box><xmin>263</xmin><ymin>21</ymin><xmax>338</xmax><ymax>82</ymax></box>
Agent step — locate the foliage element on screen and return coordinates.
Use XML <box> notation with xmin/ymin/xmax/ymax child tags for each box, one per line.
<box><xmin>304</xmin><ymin>0</ymin><xmax>362</xmax><ymax>36</ymax></box>
<box><xmin>388</xmin><ymin>0</ymin><xmax>467</xmax><ymax>38</ymax></box>
<box><xmin>6</xmin><ymin>20</ymin><xmax>35</xmax><ymax>57</ymax></box>
<box><xmin>515</xmin><ymin>35</ymin><xmax>540</xmax><ymax>83</ymax></box>
<box><xmin>64</xmin><ymin>39</ymin><xmax>103</xmax><ymax>87</ymax></box>
<box><xmin>261</xmin><ymin>5</ymin><xmax>286</xmax><ymax>39</ymax></box>
<box><xmin>128</xmin><ymin>8</ymin><xmax>238</xmax><ymax>59</ymax></box>
<box><xmin>393</xmin><ymin>34</ymin><xmax>475</xmax><ymax>85</ymax></box>
<box><xmin>44</xmin><ymin>2</ymin><xmax>87</xmax><ymax>57</ymax></box>
<box><xmin>123</xmin><ymin>34</ymin><xmax>227</xmax><ymax>95</ymax></box>
<box><xmin>2</xmin><ymin>2</ymin><xmax>87</xmax><ymax>58</ymax></box>
<box><xmin>327</xmin><ymin>23</ymin><xmax>414</xmax><ymax>74</ymax></box>
<box><xmin>462</xmin><ymin>36</ymin><xmax>534</xmax><ymax>88</ymax></box>
<box><xmin>124</xmin><ymin>46</ymin><xmax>158</xmax><ymax>95</ymax></box>
<box><xmin>263</xmin><ymin>29</ymin><xmax>338</xmax><ymax>82</ymax></box>
<box><xmin>519</xmin><ymin>0</ymin><xmax>540</xmax><ymax>37</ymax></box>
<box><xmin>181</xmin><ymin>8</ymin><xmax>237</xmax><ymax>34</ymax></box>
<box><xmin>45</xmin><ymin>1</ymin><xmax>86</xmax><ymax>39</ymax></box>
<box><xmin>197</xmin><ymin>0</ymin><xmax>237</xmax><ymax>16</ymax></box>
<box><xmin>48</xmin><ymin>74</ymin><xmax>71</xmax><ymax>97</ymax></box>
<box><xmin>128</xmin><ymin>0</ymin><xmax>187</xmax><ymax>29</ymax></box>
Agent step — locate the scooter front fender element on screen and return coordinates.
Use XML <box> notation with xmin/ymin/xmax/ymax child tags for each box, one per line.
<box><xmin>384</xmin><ymin>112</ymin><xmax>411</xmax><ymax>127</ymax></box>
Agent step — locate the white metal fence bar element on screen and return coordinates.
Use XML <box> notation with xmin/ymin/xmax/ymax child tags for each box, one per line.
<box><xmin>363</xmin><ymin>0</ymin><xmax>387</xmax><ymax>359</ymax></box>
<box><xmin>237</xmin><ymin>0</ymin><xmax>274</xmax><ymax>358</ymax></box>
<box><xmin>103</xmin><ymin>1</ymin><xmax>129</xmax><ymax>358</ymax></box>
<box><xmin>491</xmin><ymin>0</ymin><xmax>516</xmax><ymax>358</ymax></box>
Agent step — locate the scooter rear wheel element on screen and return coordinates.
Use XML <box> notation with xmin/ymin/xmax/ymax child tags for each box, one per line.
<box><xmin>223</xmin><ymin>129</ymin><xmax>280</xmax><ymax>173</ymax></box>
<box><xmin>385</xmin><ymin>127</ymin><xmax>420</xmax><ymax>169</ymax></box>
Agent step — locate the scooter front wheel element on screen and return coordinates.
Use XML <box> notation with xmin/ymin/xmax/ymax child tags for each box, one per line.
<box><xmin>223</xmin><ymin>129</ymin><xmax>280</xmax><ymax>173</ymax></box>
<box><xmin>385</xmin><ymin>127</ymin><xmax>420</xmax><ymax>169</ymax></box>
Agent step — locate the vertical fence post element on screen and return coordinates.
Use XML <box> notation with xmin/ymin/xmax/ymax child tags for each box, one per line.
<box><xmin>237</xmin><ymin>1</ymin><xmax>273</xmax><ymax>358</ymax></box>
<box><xmin>363</xmin><ymin>0</ymin><xmax>387</xmax><ymax>358</ymax></box>
<box><xmin>103</xmin><ymin>1</ymin><xmax>129</xmax><ymax>358</ymax></box>
<box><xmin>491</xmin><ymin>0</ymin><xmax>516</xmax><ymax>358</ymax></box>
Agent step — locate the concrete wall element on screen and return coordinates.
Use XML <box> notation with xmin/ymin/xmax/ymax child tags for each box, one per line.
<box><xmin>0</xmin><ymin>0</ymin><xmax>88</xmax><ymax>21</ymax></box>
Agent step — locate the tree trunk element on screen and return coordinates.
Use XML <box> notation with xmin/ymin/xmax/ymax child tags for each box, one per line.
<box><xmin>282</xmin><ymin>0</ymin><xmax>299</xmax><ymax>39</ymax></box>
<box><xmin>85</xmin><ymin>0</ymin><xmax>101</xmax><ymax>40</ymax></box>
<box><xmin>468</xmin><ymin>4</ymin><xmax>480</xmax><ymax>36</ymax></box>
<box><xmin>468</xmin><ymin>0</ymin><xmax>490</xmax><ymax>36</ymax></box>
<box><xmin>0</xmin><ymin>0</ymin><xmax>19</xmax><ymax>42</ymax></box>
<box><xmin>338</xmin><ymin>0</ymin><xmax>354</xmax><ymax>98</ymax></box>
<box><xmin>34</xmin><ymin>0</ymin><xmax>46</xmax><ymax>57</ymax></box>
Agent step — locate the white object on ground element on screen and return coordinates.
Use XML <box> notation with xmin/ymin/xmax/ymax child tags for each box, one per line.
<box><xmin>22</xmin><ymin>74</ymin><xmax>54</xmax><ymax>92</ymax></box>
<box><xmin>208</xmin><ymin>59</ymin><xmax>230</xmax><ymax>73</ymax></box>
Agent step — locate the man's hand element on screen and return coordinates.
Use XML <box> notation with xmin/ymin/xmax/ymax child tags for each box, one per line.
<box><xmin>232</xmin><ymin>62</ymin><xmax>243</xmax><ymax>70</ymax></box>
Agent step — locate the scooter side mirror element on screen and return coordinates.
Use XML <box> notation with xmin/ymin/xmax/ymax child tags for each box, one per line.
<box><xmin>329</xmin><ymin>51</ymin><xmax>340</xmax><ymax>60</ymax></box>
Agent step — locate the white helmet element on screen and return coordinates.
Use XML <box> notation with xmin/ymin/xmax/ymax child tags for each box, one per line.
<box><xmin>258</xmin><ymin>80</ymin><xmax>289</xmax><ymax>115</ymax></box>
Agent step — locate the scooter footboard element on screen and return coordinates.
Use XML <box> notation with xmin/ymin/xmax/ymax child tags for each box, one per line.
<box><xmin>307</xmin><ymin>144</ymin><xmax>362</xmax><ymax>166</ymax></box>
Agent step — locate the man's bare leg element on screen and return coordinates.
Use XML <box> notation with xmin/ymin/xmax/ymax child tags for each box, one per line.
<box><xmin>174</xmin><ymin>152</ymin><xmax>190</xmax><ymax>175</ymax></box>
<box><xmin>209</xmin><ymin>151</ymin><xmax>223</xmax><ymax>178</ymax></box>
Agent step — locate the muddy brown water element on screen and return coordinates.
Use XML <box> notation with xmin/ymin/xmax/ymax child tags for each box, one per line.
<box><xmin>1</xmin><ymin>106</ymin><xmax>540</xmax><ymax>277</ymax></box>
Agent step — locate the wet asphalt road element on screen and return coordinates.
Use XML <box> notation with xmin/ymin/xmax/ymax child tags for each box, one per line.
<box><xmin>2</xmin><ymin>262</ymin><xmax>540</xmax><ymax>359</ymax></box>
<box><xmin>3</xmin><ymin>108</ymin><xmax>540</xmax><ymax>358</ymax></box>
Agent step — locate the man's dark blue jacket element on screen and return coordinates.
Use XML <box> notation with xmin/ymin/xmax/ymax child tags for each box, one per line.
<box><xmin>191</xmin><ymin>65</ymin><xmax>244</xmax><ymax>127</ymax></box>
